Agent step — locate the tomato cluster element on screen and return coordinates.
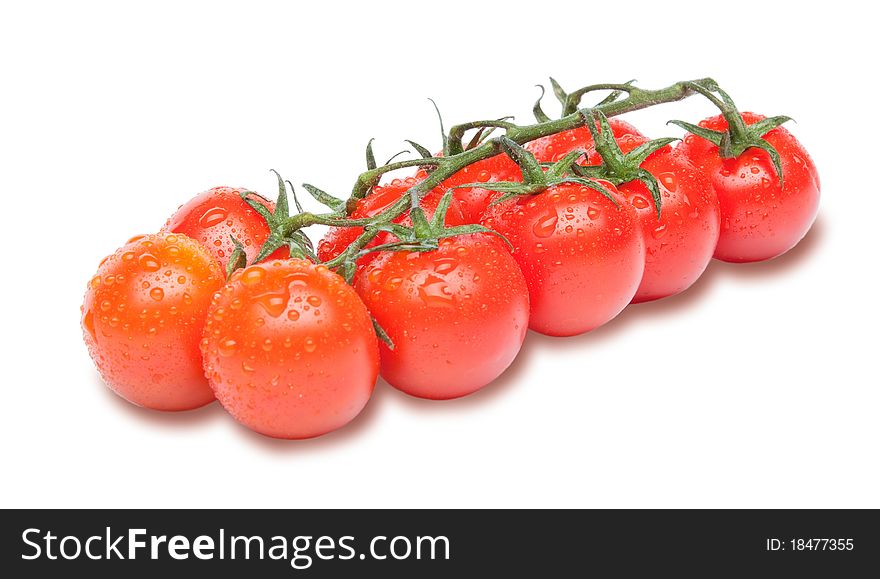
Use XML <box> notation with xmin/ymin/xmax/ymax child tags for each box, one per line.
<box><xmin>81</xmin><ymin>86</ymin><xmax>819</xmax><ymax>440</ymax></box>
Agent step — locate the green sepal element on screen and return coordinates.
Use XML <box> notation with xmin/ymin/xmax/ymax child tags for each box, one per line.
<box><xmin>428</xmin><ymin>98</ymin><xmax>448</xmax><ymax>155</ymax></box>
<box><xmin>748</xmin><ymin>139</ymin><xmax>785</xmax><ymax>188</ymax></box>
<box><xmin>549</xmin><ymin>77</ymin><xmax>568</xmax><ymax>107</ymax></box>
<box><xmin>627</xmin><ymin>137</ymin><xmax>679</xmax><ymax>167</ymax></box>
<box><xmin>302</xmin><ymin>183</ymin><xmax>346</xmax><ymax>213</ymax></box>
<box><xmin>545</xmin><ymin>149</ymin><xmax>586</xmax><ymax>180</ymax></box>
<box><xmin>406</xmin><ymin>140</ymin><xmax>434</xmax><ymax>160</ymax></box>
<box><xmin>383</xmin><ymin>150</ymin><xmax>409</xmax><ymax>165</ymax></box>
<box><xmin>498</xmin><ymin>136</ymin><xmax>545</xmax><ymax>183</ymax></box>
<box><xmin>269</xmin><ymin>169</ymin><xmax>289</xmax><ymax>221</ymax></box>
<box><xmin>240</xmin><ymin>190</ymin><xmax>276</xmax><ymax>225</ymax></box>
<box><xmin>667</xmin><ymin>120</ymin><xmax>725</xmax><ymax>146</ymax></box>
<box><xmin>533</xmin><ymin>85</ymin><xmax>551</xmax><ymax>123</ymax></box>
<box><xmin>225</xmin><ymin>236</ymin><xmax>248</xmax><ymax>279</ymax></box>
<box><xmin>366</xmin><ymin>138</ymin><xmax>377</xmax><ymax>170</ymax></box>
<box><xmin>748</xmin><ymin>115</ymin><xmax>793</xmax><ymax>138</ymax></box>
<box><xmin>633</xmin><ymin>168</ymin><xmax>664</xmax><ymax>219</ymax></box>
<box><xmin>595</xmin><ymin>79</ymin><xmax>636</xmax><ymax>107</ymax></box>
<box><xmin>285</xmin><ymin>180</ymin><xmax>304</xmax><ymax>215</ymax></box>
<box><xmin>372</xmin><ymin>318</ymin><xmax>394</xmax><ymax>350</ymax></box>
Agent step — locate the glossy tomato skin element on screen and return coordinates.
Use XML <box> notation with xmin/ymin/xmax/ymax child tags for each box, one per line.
<box><xmin>164</xmin><ymin>186</ymin><xmax>288</xmax><ymax>267</ymax></box>
<box><xmin>201</xmin><ymin>259</ymin><xmax>379</xmax><ymax>439</ymax></box>
<box><xmin>481</xmin><ymin>182</ymin><xmax>644</xmax><ymax>336</ymax></box>
<box><xmin>415</xmin><ymin>154</ymin><xmax>523</xmax><ymax>223</ymax></box>
<box><xmin>81</xmin><ymin>233</ymin><xmax>224</xmax><ymax>410</ymax></box>
<box><xmin>526</xmin><ymin>118</ymin><xmax>644</xmax><ymax>163</ymax></box>
<box><xmin>603</xmin><ymin>140</ymin><xmax>720</xmax><ymax>303</ymax></box>
<box><xmin>317</xmin><ymin>177</ymin><xmax>466</xmax><ymax>265</ymax></box>
<box><xmin>675</xmin><ymin>113</ymin><xmax>820</xmax><ymax>263</ymax></box>
<box><xmin>354</xmin><ymin>234</ymin><xmax>529</xmax><ymax>400</ymax></box>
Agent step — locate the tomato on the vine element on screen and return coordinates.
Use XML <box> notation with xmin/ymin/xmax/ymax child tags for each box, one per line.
<box><xmin>81</xmin><ymin>233</ymin><xmax>224</xmax><ymax>410</ymax></box>
<box><xmin>675</xmin><ymin>112</ymin><xmax>820</xmax><ymax>263</ymax></box>
<box><xmin>201</xmin><ymin>259</ymin><xmax>379</xmax><ymax>439</ymax></box>
<box><xmin>481</xmin><ymin>181</ymin><xmax>644</xmax><ymax>336</ymax></box>
<box><xmin>414</xmin><ymin>154</ymin><xmax>523</xmax><ymax>223</ymax></box>
<box><xmin>354</xmin><ymin>233</ymin><xmax>529</xmax><ymax>400</ymax></box>
<box><xmin>317</xmin><ymin>177</ymin><xmax>466</xmax><ymax>265</ymax></box>
<box><xmin>165</xmin><ymin>186</ymin><xmax>288</xmax><ymax>268</ymax></box>
<box><xmin>526</xmin><ymin>118</ymin><xmax>644</xmax><ymax>163</ymax></box>
<box><xmin>598</xmin><ymin>138</ymin><xmax>720</xmax><ymax>303</ymax></box>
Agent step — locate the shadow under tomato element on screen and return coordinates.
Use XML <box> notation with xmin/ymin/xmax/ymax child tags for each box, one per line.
<box><xmin>518</xmin><ymin>215</ymin><xmax>825</xmax><ymax>351</ymax></box>
<box><xmin>234</xmin><ymin>376</ymin><xmax>391</xmax><ymax>454</ymax></box>
<box><xmin>96</xmin><ymin>374</ymin><xmax>227</xmax><ymax>428</ymax></box>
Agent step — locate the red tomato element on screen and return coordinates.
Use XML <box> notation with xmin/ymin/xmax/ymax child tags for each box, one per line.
<box><xmin>201</xmin><ymin>259</ymin><xmax>379</xmax><ymax>439</ymax></box>
<box><xmin>526</xmin><ymin>118</ymin><xmax>644</xmax><ymax>163</ymax></box>
<box><xmin>317</xmin><ymin>176</ymin><xmax>466</xmax><ymax>264</ymax></box>
<box><xmin>481</xmin><ymin>181</ymin><xmax>644</xmax><ymax>336</ymax></box>
<box><xmin>415</xmin><ymin>154</ymin><xmax>523</xmax><ymax>223</ymax></box>
<box><xmin>354</xmin><ymin>234</ymin><xmax>529</xmax><ymax>400</ymax></box>
<box><xmin>164</xmin><ymin>186</ymin><xmax>288</xmax><ymax>267</ymax></box>
<box><xmin>81</xmin><ymin>233</ymin><xmax>224</xmax><ymax>410</ymax></box>
<box><xmin>598</xmin><ymin>138</ymin><xmax>720</xmax><ymax>303</ymax></box>
<box><xmin>675</xmin><ymin>112</ymin><xmax>820</xmax><ymax>262</ymax></box>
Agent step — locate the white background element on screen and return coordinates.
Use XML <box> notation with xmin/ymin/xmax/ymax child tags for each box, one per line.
<box><xmin>1</xmin><ymin>1</ymin><xmax>876</xmax><ymax>508</ymax></box>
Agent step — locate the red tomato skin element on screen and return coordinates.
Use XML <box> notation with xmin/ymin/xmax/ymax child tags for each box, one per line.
<box><xmin>605</xmin><ymin>141</ymin><xmax>720</xmax><ymax>303</ymax></box>
<box><xmin>675</xmin><ymin>113</ymin><xmax>820</xmax><ymax>263</ymax></box>
<box><xmin>201</xmin><ymin>259</ymin><xmax>379</xmax><ymax>439</ymax></box>
<box><xmin>482</xmin><ymin>182</ymin><xmax>644</xmax><ymax>336</ymax></box>
<box><xmin>355</xmin><ymin>234</ymin><xmax>529</xmax><ymax>400</ymax></box>
<box><xmin>164</xmin><ymin>186</ymin><xmax>287</xmax><ymax>267</ymax></box>
<box><xmin>81</xmin><ymin>233</ymin><xmax>224</xmax><ymax>411</ymax></box>
<box><xmin>526</xmin><ymin>118</ymin><xmax>644</xmax><ymax>163</ymax></box>
<box><xmin>316</xmin><ymin>177</ymin><xmax>466</xmax><ymax>265</ymax></box>
<box><xmin>415</xmin><ymin>154</ymin><xmax>524</xmax><ymax>223</ymax></box>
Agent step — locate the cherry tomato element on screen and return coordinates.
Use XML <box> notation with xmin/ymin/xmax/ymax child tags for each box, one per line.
<box><xmin>596</xmin><ymin>138</ymin><xmax>720</xmax><ymax>303</ymax></box>
<box><xmin>201</xmin><ymin>259</ymin><xmax>379</xmax><ymax>439</ymax></box>
<box><xmin>415</xmin><ymin>154</ymin><xmax>523</xmax><ymax>223</ymax></box>
<box><xmin>526</xmin><ymin>118</ymin><xmax>644</xmax><ymax>163</ymax></box>
<box><xmin>81</xmin><ymin>233</ymin><xmax>224</xmax><ymax>410</ymax></box>
<box><xmin>675</xmin><ymin>112</ymin><xmax>820</xmax><ymax>262</ymax></box>
<box><xmin>354</xmin><ymin>234</ymin><xmax>529</xmax><ymax>400</ymax></box>
<box><xmin>481</xmin><ymin>181</ymin><xmax>644</xmax><ymax>336</ymax></box>
<box><xmin>164</xmin><ymin>186</ymin><xmax>288</xmax><ymax>268</ymax></box>
<box><xmin>317</xmin><ymin>176</ymin><xmax>466</xmax><ymax>265</ymax></box>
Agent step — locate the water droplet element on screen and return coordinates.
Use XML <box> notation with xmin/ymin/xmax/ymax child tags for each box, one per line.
<box><xmin>177</xmin><ymin>275</ymin><xmax>187</xmax><ymax>284</ymax></box>
<box><xmin>82</xmin><ymin>310</ymin><xmax>96</xmax><ymax>340</ymax></box>
<box><xmin>750</xmin><ymin>166</ymin><xmax>760</xmax><ymax>174</ymax></box>
<box><xmin>418</xmin><ymin>274</ymin><xmax>455</xmax><ymax>308</ymax></box>
<box><xmin>217</xmin><ymin>338</ymin><xmax>238</xmax><ymax>357</ymax></box>
<box><xmin>287</xmin><ymin>309</ymin><xmax>300</xmax><ymax>321</ymax></box>
<box><xmin>433</xmin><ymin>257</ymin><xmax>458</xmax><ymax>275</ymax></box>
<box><xmin>532</xmin><ymin>209</ymin><xmax>558</xmax><ymax>238</ymax></box>
<box><xmin>122</xmin><ymin>251</ymin><xmax>136</xmax><ymax>262</ymax></box>
<box><xmin>587</xmin><ymin>206</ymin><xmax>601</xmax><ymax>220</ymax></box>
<box><xmin>658</xmin><ymin>172</ymin><xmax>678</xmax><ymax>191</ymax></box>
<box><xmin>149</xmin><ymin>287</ymin><xmax>164</xmax><ymax>301</ymax></box>
<box><xmin>262</xmin><ymin>338</ymin><xmax>273</xmax><ymax>352</ymax></box>
<box><xmin>652</xmin><ymin>224</ymin><xmax>668</xmax><ymax>239</ymax></box>
<box><xmin>761</xmin><ymin>177</ymin><xmax>771</xmax><ymax>189</ymax></box>
<box><xmin>99</xmin><ymin>300</ymin><xmax>112</xmax><ymax>312</ymax></box>
<box><xmin>139</xmin><ymin>254</ymin><xmax>160</xmax><ymax>272</ymax></box>
<box><xmin>199</xmin><ymin>207</ymin><xmax>228</xmax><ymax>228</ymax></box>
<box><xmin>307</xmin><ymin>295</ymin><xmax>322</xmax><ymax>307</ymax></box>
<box><xmin>241</xmin><ymin>361</ymin><xmax>255</xmax><ymax>373</ymax></box>
<box><xmin>631</xmin><ymin>196</ymin><xmax>650</xmax><ymax>210</ymax></box>
<box><xmin>303</xmin><ymin>337</ymin><xmax>317</xmax><ymax>353</ymax></box>
<box><xmin>252</xmin><ymin>292</ymin><xmax>287</xmax><ymax>317</ymax></box>
<box><xmin>241</xmin><ymin>267</ymin><xmax>266</xmax><ymax>286</ymax></box>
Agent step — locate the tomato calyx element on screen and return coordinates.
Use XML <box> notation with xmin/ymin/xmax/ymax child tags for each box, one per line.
<box><xmin>533</xmin><ymin>78</ymin><xmax>637</xmax><ymax>122</ymax></box>
<box><xmin>570</xmin><ymin>110</ymin><xmax>677</xmax><ymax>219</ymax></box>
<box><xmin>455</xmin><ymin>136</ymin><xmax>615</xmax><ymax>207</ymax></box>
<box><xmin>668</xmin><ymin>80</ymin><xmax>792</xmax><ymax>185</ymax></box>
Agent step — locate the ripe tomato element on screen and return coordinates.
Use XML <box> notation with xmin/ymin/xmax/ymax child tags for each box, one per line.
<box><xmin>526</xmin><ymin>118</ymin><xmax>644</xmax><ymax>163</ymax></box>
<box><xmin>164</xmin><ymin>186</ymin><xmax>288</xmax><ymax>268</ymax></box>
<box><xmin>481</xmin><ymin>181</ymin><xmax>644</xmax><ymax>336</ymax></box>
<box><xmin>415</xmin><ymin>154</ymin><xmax>523</xmax><ymax>223</ymax></box>
<box><xmin>600</xmin><ymin>138</ymin><xmax>720</xmax><ymax>303</ymax></box>
<box><xmin>81</xmin><ymin>233</ymin><xmax>224</xmax><ymax>410</ymax></box>
<box><xmin>354</xmin><ymin>234</ymin><xmax>529</xmax><ymax>400</ymax></box>
<box><xmin>317</xmin><ymin>176</ymin><xmax>466</xmax><ymax>264</ymax></box>
<box><xmin>675</xmin><ymin>112</ymin><xmax>820</xmax><ymax>262</ymax></box>
<box><xmin>201</xmin><ymin>259</ymin><xmax>379</xmax><ymax>439</ymax></box>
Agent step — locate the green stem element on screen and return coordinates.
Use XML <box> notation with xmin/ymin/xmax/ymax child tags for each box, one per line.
<box><xmin>282</xmin><ymin>77</ymin><xmax>716</xmax><ymax>263</ymax></box>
